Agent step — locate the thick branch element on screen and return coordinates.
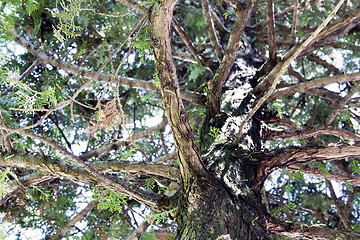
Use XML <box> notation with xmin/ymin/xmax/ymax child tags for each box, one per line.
<box><xmin>268</xmin><ymin>220</ymin><xmax>360</xmax><ymax>240</ymax></box>
<box><xmin>266</xmin><ymin>0</ymin><xmax>276</xmax><ymax>60</ymax></box>
<box><xmin>264</xmin><ymin>125</ymin><xmax>360</xmax><ymax>141</ymax></box>
<box><xmin>207</xmin><ymin>0</ymin><xmax>255</xmax><ymax>116</ymax></box>
<box><xmin>0</xmin><ymin>151</ymin><xmax>164</xmax><ymax>209</ymax></box>
<box><xmin>260</xmin><ymin>145</ymin><xmax>360</xmax><ymax>174</ymax></box>
<box><xmin>149</xmin><ymin>0</ymin><xmax>205</xmax><ymax>179</ymax></box>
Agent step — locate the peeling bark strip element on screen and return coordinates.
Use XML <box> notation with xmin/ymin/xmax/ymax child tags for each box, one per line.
<box><xmin>149</xmin><ymin>0</ymin><xmax>205</xmax><ymax>181</ymax></box>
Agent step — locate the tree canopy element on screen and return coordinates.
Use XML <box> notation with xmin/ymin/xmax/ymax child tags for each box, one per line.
<box><xmin>0</xmin><ymin>0</ymin><xmax>360</xmax><ymax>239</ymax></box>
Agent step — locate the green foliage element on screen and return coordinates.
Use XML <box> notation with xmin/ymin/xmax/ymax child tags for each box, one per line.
<box><xmin>187</xmin><ymin>63</ymin><xmax>205</xmax><ymax>82</ymax></box>
<box><xmin>48</xmin><ymin>0</ymin><xmax>88</xmax><ymax>42</ymax></box>
<box><xmin>145</xmin><ymin>177</ymin><xmax>155</xmax><ymax>191</ymax></box>
<box><xmin>209</xmin><ymin>126</ymin><xmax>221</xmax><ymax>144</ymax></box>
<box><xmin>223</xmin><ymin>9</ymin><xmax>234</xmax><ymax>20</ymax></box>
<box><xmin>145</xmin><ymin>209</ymin><xmax>175</xmax><ymax>225</ymax></box>
<box><xmin>273</xmin><ymin>202</ymin><xmax>297</xmax><ymax>217</ymax></box>
<box><xmin>350</xmin><ymin>159</ymin><xmax>360</xmax><ymax>175</ymax></box>
<box><xmin>153</xmin><ymin>70</ymin><xmax>161</xmax><ymax>88</ymax></box>
<box><xmin>134</xmin><ymin>26</ymin><xmax>151</xmax><ymax>63</ymax></box>
<box><xmin>140</xmin><ymin>0</ymin><xmax>157</xmax><ymax>8</ymax></box>
<box><xmin>93</xmin><ymin>189</ymin><xmax>127</xmax><ymax>213</ymax></box>
<box><xmin>25</xmin><ymin>0</ymin><xmax>39</xmax><ymax>15</ymax></box>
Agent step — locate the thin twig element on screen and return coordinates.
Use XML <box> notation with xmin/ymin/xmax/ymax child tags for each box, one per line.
<box><xmin>80</xmin><ymin>8</ymin><xmax>136</xmax><ymax>18</ymax></box>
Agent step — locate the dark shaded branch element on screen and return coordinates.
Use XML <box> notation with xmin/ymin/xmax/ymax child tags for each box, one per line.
<box><xmin>325</xmin><ymin>85</ymin><xmax>358</xmax><ymax>126</ymax></box>
<box><xmin>327</xmin><ymin>180</ymin><xmax>352</xmax><ymax>229</ymax></box>
<box><xmin>50</xmin><ymin>200</ymin><xmax>99</xmax><ymax>240</ymax></box>
<box><xmin>266</xmin><ymin>0</ymin><xmax>276</xmax><ymax>60</ymax></box>
<box><xmin>307</xmin><ymin>54</ymin><xmax>343</xmax><ymax>75</ymax></box>
<box><xmin>125</xmin><ymin>210</ymin><xmax>156</xmax><ymax>240</ymax></box>
<box><xmin>200</xmin><ymin>0</ymin><xmax>224</xmax><ymax>60</ymax></box>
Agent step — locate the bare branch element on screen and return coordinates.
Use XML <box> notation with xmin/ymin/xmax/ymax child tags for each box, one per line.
<box><xmin>291</xmin><ymin>0</ymin><xmax>299</xmax><ymax>44</ymax></box>
<box><xmin>50</xmin><ymin>200</ymin><xmax>99</xmax><ymax>240</ymax></box>
<box><xmin>0</xmin><ymin>151</ymin><xmax>163</xmax><ymax>209</ymax></box>
<box><xmin>149</xmin><ymin>0</ymin><xmax>205</xmax><ymax>178</ymax></box>
<box><xmin>327</xmin><ymin>180</ymin><xmax>352</xmax><ymax>229</ymax></box>
<box><xmin>325</xmin><ymin>85</ymin><xmax>358</xmax><ymax>126</ymax></box>
<box><xmin>207</xmin><ymin>0</ymin><xmax>255</xmax><ymax>116</ymax></box>
<box><xmin>89</xmin><ymin>161</ymin><xmax>180</xmax><ymax>182</ymax></box>
<box><xmin>307</xmin><ymin>54</ymin><xmax>343</xmax><ymax>75</ymax></box>
<box><xmin>261</xmin><ymin>144</ymin><xmax>360</xmax><ymax>172</ymax></box>
<box><xmin>264</xmin><ymin>125</ymin><xmax>360</xmax><ymax>141</ymax></box>
<box><xmin>268</xmin><ymin>72</ymin><xmax>360</xmax><ymax>102</ymax></box>
<box><xmin>126</xmin><ymin>210</ymin><xmax>156</xmax><ymax>240</ymax></box>
<box><xmin>266</xmin><ymin>0</ymin><xmax>276</xmax><ymax>60</ymax></box>
<box><xmin>200</xmin><ymin>0</ymin><xmax>224</xmax><ymax>60</ymax></box>
<box><xmin>268</xmin><ymin>220</ymin><xmax>360</xmax><ymax>239</ymax></box>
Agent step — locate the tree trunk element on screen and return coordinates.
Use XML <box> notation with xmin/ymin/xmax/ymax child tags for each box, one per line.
<box><xmin>175</xmin><ymin>174</ymin><xmax>269</xmax><ymax>240</ymax></box>
<box><xmin>173</xmin><ymin>35</ymin><xmax>270</xmax><ymax>239</ymax></box>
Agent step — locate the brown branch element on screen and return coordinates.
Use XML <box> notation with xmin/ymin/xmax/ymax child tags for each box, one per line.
<box><xmin>126</xmin><ymin>210</ymin><xmax>156</xmax><ymax>240</ymax></box>
<box><xmin>235</xmin><ymin>0</ymin><xmax>345</xmax><ymax>145</ymax></box>
<box><xmin>268</xmin><ymin>72</ymin><xmax>360</xmax><ymax>102</ymax></box>
<box><xmin>327</xmin><ymin>180</ymin><xmax>352</xmax><ymax>229</ymax></box>
<box><xmin>286</xmin><ymin>163</ymin><xmax>360</xmax><ymax>187</ymax></box>
<box><xmin>264</xmin><ymin>125</ymin><xmax>360</xmax><ymax>141</ymax></box>
<box><xmin>149</xmin><ymin>0</ymin><xmax>205</xmax><ymax>178</ymax></box>
<box><xmin>307</xmin><ymin>54</ymin><xmax>343</xmax><ymax>75</ymax></box>
<box><xmin>21</xmin><ymin>130</ymin><xmax>163</xmax><ymax>209</ymax></box>
<box><xmin>291</xmin><ymin>0</ymin><xmax>299</xmax><ymax>44</ymax></box>
<box><xmin>325</xmin><ymin>85</ymin><xmax>358</xmax><ymax>126</ymax></box>
<box><xmin>267</xmin><ymin>220</ymin><xmax>360</xmax><ymax>239</ymax></box>
<box><xmin>0</xmin><ymin>151</ymin><xmax>164</xmax><ymax>209</ymax></box>
<box><xmin>89</xmin><ymin>161</ymin><xmax>180</xmax><ymax>182</ymax></box>
<box><xmin>50</xmin><ymin>199</ymin><xmax>99</xmax><ymax>240</ymax></box>
<box><xmin>266</xmin><ymin>0</ymin><xmax>276</xmax><ymax>60</ymax></box>
<box><xmin>171</xmin><ymin>18</ymin><xmax>207</xmax><ymax>66</ymax></box>
<box><xmin>200</xmin><ymin>0</ymin><xmax>224</xmax><ymax>60</ymax></box>
<box><xmin>261</xmin><ymin>144</ymin><xmax>360</xmax><ymax>174</ymax></box>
